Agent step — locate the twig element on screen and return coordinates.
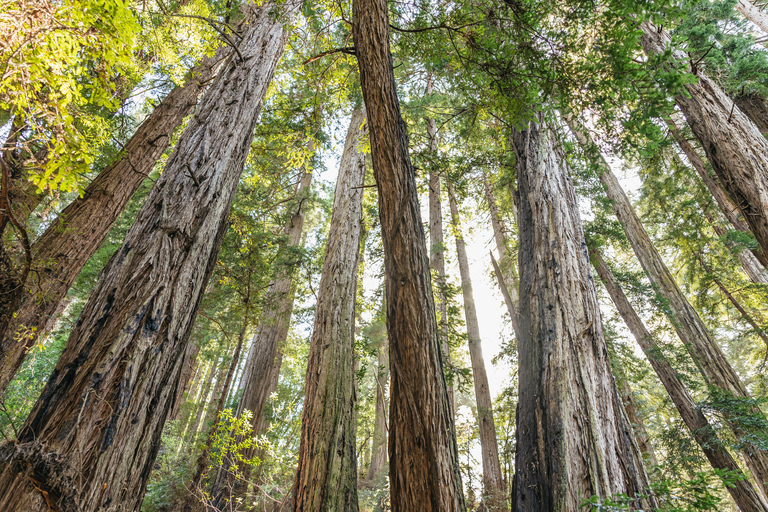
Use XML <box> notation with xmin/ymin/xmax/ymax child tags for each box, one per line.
<box><xmin>302</xmin><ymin>46</ymin><xmax>356</xmax><ymax>65</ymax></box>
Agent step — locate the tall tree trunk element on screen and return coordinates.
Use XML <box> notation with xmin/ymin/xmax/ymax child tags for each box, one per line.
<box><xmin>367</xmin><ymin>335</ymin><xmax>389</xmax><ymax>483</ymax></box>
<box><xmin>664</xmin><ymin>117</ymin><xmax>752</xmax><ymax>235</ymax></box>
<box><xmin>641</xmin><ymin>22</ymin><xmax>768</xmax><ymax>268</ymax></box>
<box><xmin>590</xmin><ymin>246</ymin><xmax>768</xmax><ymax>512</ymax></box>
<box><xmin>511</xmin><ymin>116</ymin><xmax>655</xmax><ymax>511</ymax></box>
<box><xmin>447</xmin><ymin>183</ymin><xmax>505</xmax><ymax>508</ymax></box>
<box><xmin>736</xmin><ymin>0</ymin><xmax>768</xmax><ymax>36</ymax></box>
<box><xmin>0</xmin><ymin>47</ymin><xmax>230</xmax><ymax>398</ymax></box>
<box><xmin>0</xmin><ymin>6</ymin><xmax>290</xmax><ymax>510</ymax></box>
<box><xmin>696</xmin><ymin>254</ymin><xmax>768</xmax><ymax>349</ymax></box>
<box><xmin>211</xmin><ymin>165</ymin><xmax>313</xmax><ymax>505</ymax></box>
<box><xmin>173</xmin><ymin>342</ymin><xmax>202</xmax><ymax>421</ymax></box>
<box><xmin>567</xmin><ymin>113</ymin><xmax>768</xmax><ymax>500</ymax></box>
<box><xmin>483</xmin><ymin>174</ymin><xmax>521</xmax><ymax>338</ymax></box>
<box><xmin>352</xmin><ymin>0</ymin><xmax>466</xmax><ymax>509</ymax></box>
<box><xmin>186</xmin><ymin>357</ymin><xmax>220</xmax><ymax>448</ymax></box>
<box><xmin>426</xmin><ymin>75</ymin><xmax>454</xmax><ymax>417</ymax></box>
<box><xmin>616</xmin><ymin>377</ymin><xmax>658</xmax><ymax>467</ymax></box>
<box><xmin>293</xmin><ymin>108</ymin><xmax>366</xmax><ymax>511</ymax></box>
<box><xmin>182</xmin><ymin>322</ymin><xmax>247</xmax><ymax>512</ymax></box>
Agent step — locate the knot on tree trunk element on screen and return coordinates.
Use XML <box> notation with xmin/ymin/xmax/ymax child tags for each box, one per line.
<box><xmin>0</xmin><ymin>440</ymin><xmax>80</xmax><ymax>512</ymax></box>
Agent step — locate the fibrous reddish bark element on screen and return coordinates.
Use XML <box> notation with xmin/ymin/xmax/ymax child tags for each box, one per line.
<box><xmin>512</xmin><ymin>116</ymin><xmax>655</xmax><ymax>511</ymax></box>
<box><xmin>447</xmin><ymin>183</ymin><xmax>505</xmax><ymax>508</ymax></box>
<box><xmin>567</xmin><ymin>113</ymin><xmax>768</xmax><ymax>498</ymax></box>
<box><xmin>641</xmin><ymin>22</ymin><xmax>768</xmax><ymax>269</ymax></box>
<box><xmin>590</xmin><ymin>246</ymin><xmax>768</xmax><ymax>512</ymax></box>
<box><xmin>352</xmin><ymin>0</ymin><xmax>466</xmax><ymax>508</ymax></box>
<box><xmin>0</xmin><ymin>46</ymin><xmax>230</xmax><ymax>398</ymax></box>
<box><xmin>0</xmin><ymin>5</ymin><xmax>291</xmax><ymax>509</ymax></box>
<box><xmin>293</xmin><ymin>108</ymin><xmax>366</xmax><ymax>511</ymax></box>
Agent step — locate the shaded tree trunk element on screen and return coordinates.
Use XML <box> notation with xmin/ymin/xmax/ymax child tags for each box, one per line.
<box><xmin>665</xmin><ymin>117</ymin><xmax>768</xmax><ymax>283</ymax></box>
<box><xmin>567</xmin><ymin>113</ymin><xmax>768</xmax><ymax>500</ymax></box>
<box><xmin>616</xmin><ymin>376</ymin><xmax>658</xmax><ymax>467</ymax></box>
<box><xmin>641</xmin><ymin>22</ymin><xmax>768</xmax><ymax>268</ymax></box>
<box><xmin>0</xmin><ymin>46</ymin><xmax>230</xmax><ymax>398</ymax></box>
<box><xmin>352</xmin><ymin>0</ymin><xmax>466</xmax><ymax>508</ymax></box>
<box><xmin>426</xmin><ymin>75</ymin><xmax>454</xmax><ymax>416</ymax></box>
<box><xmin>0</xmin><ymin>5</ymin><xmax>290</xmax><ymax>510</ymax></box>
<box><xmin>511</xmin><ymin>116</ymin><xmax>655</xmax><ymax>511</ymax></box>
<box><xmin>293</xmin><ymin>107</ymin><xmax>366</xmax><ymax>511</ymax></box>
<box><xmin>211</xmin><ymin>164</ymin><xmax>313</xmax><ymax>505</ymax></box>
<box><xmin>182</xmin><ymin>322</ymin><xmax>247</xmax><ymax>512</ymax></box>
<box><xmin>590</xmin><ymin>246</ymin><xmax>768</xmax><ymax>512</ymax></box>
<box><xmin>366</xmin><ymin>335</ymin><xmax>389</xmax><ymax>483</ymax></box>
<box><xmin>483</xmin><ymin>174</ymin><xmax>521</xmax><ymax>338</ymax></box>
<box><xmin>186</xmin><ymin>357</ymin><xmax>220</xmax><ymax>448</ymax></box>
<box><xmin>447</xmin><ymin>183</ymin><xmax>505</xmax><ymax>508</ymax></box>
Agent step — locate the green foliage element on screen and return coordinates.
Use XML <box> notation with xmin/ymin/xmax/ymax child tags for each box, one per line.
<box><xmin>0</xmin><ymin>0</ymin><xmax>139</xmax><ymax>192</ymax></box>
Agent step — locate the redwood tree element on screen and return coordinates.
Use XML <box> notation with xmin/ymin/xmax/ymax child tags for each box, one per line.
<box><xmin>0</xmin><ymin>4</ymin><xmax>292</xmax><ymax>510</ymax></box>
<box><xmin>293</xmin><ymin>107</ymin><xmax>366</xmax><ymax>511</ymax></box>
<box><xmin>352</xmin><ymin>0</ymin><xmax>466</xmax><ymax>507</ymax></box>
<box><xmin>512</xmin><ymin>115</ymin><xmax>655</xmax><ymax>511</ymax></box>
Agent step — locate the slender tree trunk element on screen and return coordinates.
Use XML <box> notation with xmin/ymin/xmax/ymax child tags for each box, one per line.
<box><xmin>664</xmin><ymin>117</ymin><xmax>751</xmax><ymax>234</ymax></box>
<box><xmin>0</xmin><ymin>6</ymin><xmax>290</xmax><ymax>510</ymax></box>
<box><xmin>736</xmin><ymin>0</ymin><xmax>768</xmax><ymax>36</ymax></box>
<box><xmin>182</xmin><ymin>322</ymin><xmax>247</xmax><ymax>511</ymax></box>
<box><xmin>641</xmin><ymin>22</ymin><xmax>768</xmax><ymax>268</ymax></box>
<box><xmin>511</xmin><ymin>116</ymin><xmax>655</xmax><ymax>511</ymax></box>
<box><xmin>173</xmin><ymin>342</ymin><xmax>202</xmax><ymax>421</ymax></box>
<box><xmin>617</xmin><ymin>376</ymin><xmax>658</xmax><ymax>467</ymax></box>
<box><xmin>568</xmin><ymin>113</ymin><xmax>768</xmax><ymax>500</ymax></box>
<box><xmin>590</xmin><ymin>246</ymin><xmax>768</xmax><ymax>512</ymax></box>
<box><xmin>352</xmin><ymin>0</ymin><xmax>466</xmax><ymax>508</ymax></box>
<box><xmin>426</xmin><ymin>76</ymin><xmax>454</xmax><ymax>417</ymax></box>
<box><xmin>211</xmin><ymin>166</ymin><xmax>313</xmax><ymax>504</ymax></box>
<box><xmin>696</xmin><ymin>254</ymin><xmax>768</xmax><ymax>349</ymax></box>
<box><xmin>483</xmin><ymin>174</ymin><xmax>521</xmax><ymax>338</ymax></box>
<box><xmin>293</xmin><ymin>108</ymin><xmax>366</xmax><ymax>511</ymax></box>
<box><xmin>186</xmin><ymin>357</ymin><xmax>220</xmax><ymax>448</ymax></box>
<box><xmin>447</xmin><ymin>183</ymin><xmax>505</xmax><ymax>508</ymax></box>
<box><xmin>367</xmin><ymin>335</ymin><xmax>389</xmax><ymax>482</ymax></box>
<box><xmin>0</xmin><ymin>47</ymin><xmax>231</xmax><ymax>398</ymax></box>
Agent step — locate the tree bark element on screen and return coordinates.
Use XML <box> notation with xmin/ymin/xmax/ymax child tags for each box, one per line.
<box><xmin>511</xmin><ymin>116</ymin><xmax>655</xmax><ymax>511</ymax></box>
<box><xmin>641</xmin><ymin>22</ymin><xmax>768</xmax><ymax>268</ymax></box>
<box><xmin>483</xmin><ymin>174</ymin><xmax>521</xmax><ymax>338</ymax></box>
<box><xmin>590</xmin><ymin>246</ymin><xmax>768</xmax><ymax>512</ymax></box>
<box><xmin>447</xmin><ymin>183</ymin><xmax>505</xmax><ymax>508</ymax></box>
<box><xmin>567</xmin><ymin>113</ymin><xmax>768</xmax><ymax>500</ymax></box>
<box><xmin>366</xmin><ymin>335</ymin><xmax>389</xmax><ymax>482</ymax></box>
<box><xmin>735</xmin><ymin>0</ymin><xmax>768</xmax><ymax>36</ymax></box>
<box><xmin>211</xmin><ymin>165</ymin><xmax>313</xmax><ymax>505</ymax></box>
<box><xmin>426</xmin><ymin>75</ymin><xmax>454</xmax><ymax>416</ymax></box>
<box><xmin>0</xmin><ymin>46</ymin><xmax>230</xmax><ymax>398</ymax></box>
<box><xmin>734</xmin><ymin>93</ymin><xmax>768</xmax><ymax>137</ymax></box>
<box><xmin>0</xmin><ymin>5</ymin><xmax>290</xmax><ymax>510</ymax></box>
<box><xmin>616</xmin><ymin>376</ymin><xmax>658</xmax><ymax>467</ymax></box>
<box><xmin>352</xmin><ymin>0</ymin><xmax>466</xmax><ymax>508</ymax></box>
<box><xmin>293</xmin><ymin>107</ymin><xmax>366</xmax><ymax>511</ymax></box>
